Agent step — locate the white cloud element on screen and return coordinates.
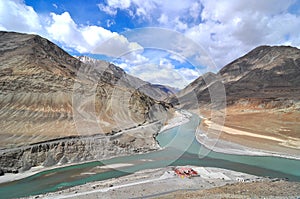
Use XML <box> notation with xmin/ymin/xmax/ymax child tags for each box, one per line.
<box><xmin>174</xmin><ymin>17</ymin><xmax>188</xmax><ymax>31</ymax></box>
<box><xmin>99</xmin><ymin>0</ymin><xmax>202</xmax><ymax>31</ymax></box>
<box><xmin>0</xmin><ymin>0</ymin><xmax>42</xmax><ymax>33</ymax></box>
<box><xmin>177</xmin><ymin>67</ymin><xmax>201</xmax><ymax>82</ymax></box>
<box><xmin>2</xmin><ymin>0</ymin><xmax>300</xmax><ymax>88</ymax></box>
<box><xmin>185</xmin><ymin>0</ymin><xmax>300</xmax><ymax>68</ymax></box>
<box><xmin>98</xmin><ymin>3</ymin><xmax>117</xmax><ymax>15</ymax></box>
<box><xmin>107</xmin><ymin>0</ymin><xmax>131</xmax><ymax>9</ymax></box>
<box><xmin>52</xmin><ymin>3</ymin><xmax>58</xmax><ymax>9</ymax></box>
<box><xmin>0</xmin><ymin>0</ymin><xmax>145</xmax><ymax>61</ymax></box>
<box><xmin>169</xmin><ymin>54</ymin><xmax>185</xmax><ymax>63</ymax></box>
<box><xmin>98</xmin><ymin>0</ymin><xmax>131</xmax><ymax>15</ymax></box>
<box><xmin>46</xmin><ymin>11</ymin><xmax>145</xmax><ymax>61</ymax></box>
<box><xmin>158</xmin><ymin>14</ymin><xmax>168</xmax><ymax>24</ymax></box>
<box><xmin>189</xmin><ymin>1</ymin><xmax>202</xmax><ymax>20</ymax></box>
<box><xmin>46</xmin><ymin>12</ymin><xmax>87</xmax><ymax>52</ymax></box>
<box><xmin>98</xmin><ymin>0</ymin><xmax>300</xmax><ymax>69</ymax></box>
<box><xmin>122</xmin><ymin>57</ymin><xmax>201</xmax><ymax>89</ymax></box>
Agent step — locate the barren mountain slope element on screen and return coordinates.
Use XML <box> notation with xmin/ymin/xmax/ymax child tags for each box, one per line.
<box><xmin>77</xmin><ymin>56</ymin><xmax>177</xmax><ymax>101</ymax></box>
<box><xmin>169</xmin><ymin>46</ymin><xmax>300</xmax><ymax>156</ymax></box>
<box><xmin>0</xmin><ymin>31</ymin><xmax>171</xmax><ymax>173</ymax></box>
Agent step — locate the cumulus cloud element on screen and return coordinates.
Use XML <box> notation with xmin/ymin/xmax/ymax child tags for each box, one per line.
<box><xmin>46</xmin><ymin>11</ymin><xmax>145</xmax><ymax>63</ymax></box>
<box><xmin>98</xmin><ymin>0</ymin><xmax>300</xmax><ymax>69</ymax></box>
<box><xmin>98</xmin><ymin>0</ymin><xmax>200</xmax><ymax>31</ymax></box>
<box><xmin>185</xmin><ymin>0</ymin><xmax>300</xmax><ymax>67</ymax></box>
<box><xmin>118</xmin><ymin>57</ymin><xmax>201</xmax><ymax>89</ymax></box>
<box><xmin>2</xmin><ymin>0</ymin><xmax>300</xmax><ymax>87</ymax></box>
<box><xmin>0</xmin><ymin>0</ymin><xmax>145</xmax><ymax>62</ymax></box>
<box><xmin>0</xmin><ymin>0</ymin><xmax>42</xmax><ymax>33</ymax></box>
<box><xmin>98</xmin><ymin>0</ymin><xmax>131</xmax><ymax>16</ymax></box>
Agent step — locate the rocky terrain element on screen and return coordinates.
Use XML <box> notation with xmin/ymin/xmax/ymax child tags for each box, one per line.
<box><xmin>23</xmin><ymin>166</ymin><xmax>266</xmax><ymax>199</ymax></box>
<box><xmin>170</xmin><ymin>45</ymin><xmax>300</xmax><ymax>108</ymax></box>
<box><xmin>169</xmin><ymin>45</ymin><xmax>300</xmax><ymax>156</ymax></box>
<box><xmin>77</xmin><ymin>56</ymin><xmax>177</xmax><ymax>101</ymax></box>
<box><xmin>157</xmin><ymin>179</ymin><xmax>300</xmax><ymax>199</ymax></box>
<box><xmin>0</xmin><ymin>31</ymin><xmax>172</xmax><ymax>174</ymax></box>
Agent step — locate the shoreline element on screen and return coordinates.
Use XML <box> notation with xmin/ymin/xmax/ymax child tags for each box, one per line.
<box><xmin>196</xmin><ymin>117</ymin><xmax>300</xmax><ymax>160</ymax></box>
<box><xmin>28</xmin><ymin>166</ymin><xmax>264</xmax><ymax>199</ymax></box>
<box><xmin>0</xmin><ymin>110</ymin><xmax>190</xmax><ymax>184</ymax></box>
<box><xmin>1</xmin><ymin>110</ymin><xmax>299</xmax><ymax>188</ymax></box>
<box><xmin>158</xmin><ymin>109</ymin><xmax>192</xmax><ymax>133</ymax></box>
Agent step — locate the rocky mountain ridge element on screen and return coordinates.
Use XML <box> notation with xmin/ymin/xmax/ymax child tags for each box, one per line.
<box><xmin>0</xmin><ymin>31</ymin><xmax>171</xmax><ymax>174</ymax></box>
<box><xmin>168</xmin><ymin>45</ymin><xmax>300</xmax><ymax>157</ymax></box>
<box><xmin>76</xmin><ymin>55</ymin><xmax>177</xmax><ymax>101</ymax></box>
<box><xmin>170</xmin><ymin>45</ymin><xmax>300</xmax><ymax>109</ymax></box>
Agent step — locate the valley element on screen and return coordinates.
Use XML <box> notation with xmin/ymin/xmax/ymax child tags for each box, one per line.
<box><xmin>0</xmin><ymin>31</ymin><xmax>300</xmax><ymax>198</ymax></box>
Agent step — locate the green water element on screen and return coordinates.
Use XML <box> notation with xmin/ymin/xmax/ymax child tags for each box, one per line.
<box><xmin>0</xmin><ymin>113</ymin><xmax>300</xmax><ymax>198</ymax></box>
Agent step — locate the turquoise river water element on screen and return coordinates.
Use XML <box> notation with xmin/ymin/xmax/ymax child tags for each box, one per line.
<box><xmin>0</xmin><ymin>113</ymin><xmax>300</xmax><ymax>198</ymax></box>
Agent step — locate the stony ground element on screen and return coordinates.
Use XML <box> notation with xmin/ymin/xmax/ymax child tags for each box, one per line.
<box><xmin>28</xmin><ymin>166</ymin><xmax>265</xmax><ymax>199</ymax></box>
<box><xmin>156</xmin><ymin>179</ymin><xmax>300</xmax><ymax>199</ymax></box>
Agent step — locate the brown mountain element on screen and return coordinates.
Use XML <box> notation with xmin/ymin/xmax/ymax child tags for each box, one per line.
<box><xmin>0</xmin><ymin>31</ymin><xmax>171</xmax><ymax>173</ymax></box>
<box><xmin>77</xmin><ymin>56</ymin><xmax>177</xmax><ymax>101</ymax></box>
<box><xmin>169</xmin><ymin>45</ymin><xmax>300</xmax><ymax>156</ymax></box>
<box><xmin>170</xmin><ymin>45</ymin><xmax>300</xmax><ymax>108</ymax></box>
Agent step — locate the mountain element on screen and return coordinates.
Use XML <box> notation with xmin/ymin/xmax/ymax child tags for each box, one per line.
<box><xmin>0</xmin><ymin>31</ymin><xmax>171</xmax><ymax>173</ymax></box>
<box><xmin>220</xmin><ymin>45</ymin><xmax>300</xmax><ymax>102</ymax></box>
<box><xmin>76</xmin><ymin>56</ymin><xmax>177</xmax><ymax>101</ymax></box>
<box><xmin>170</xmin><ymin>45</ymin><xmax>300</xmax><ymax>109</ymax></box>
<box><xmin>169</xmin><ymin>45</ymin><xmax>300</xmax><ymax>156</ymax></box>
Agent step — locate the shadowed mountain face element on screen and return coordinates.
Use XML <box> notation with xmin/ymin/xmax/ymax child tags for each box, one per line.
<box><xmin>170</xmin><ymin>45</ymin><xmax>300</xmax><ymax>109</ymax></box>
<box><xmin>0</xmin><ymin>31</ymin><xmax>170</xmax><ymax>149</ymax></box>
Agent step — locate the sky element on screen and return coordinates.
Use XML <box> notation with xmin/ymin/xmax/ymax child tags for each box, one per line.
<box><xmin>0</xmin><ymin>0</ymin><xmax>300</xmax><ymax>88</ymax></box>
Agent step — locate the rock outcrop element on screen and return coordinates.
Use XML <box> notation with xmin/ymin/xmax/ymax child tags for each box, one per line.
<box><xmin>0</xmin><ymin>121</ymin><xmax>161</xmax><ymax>173</ymax></box>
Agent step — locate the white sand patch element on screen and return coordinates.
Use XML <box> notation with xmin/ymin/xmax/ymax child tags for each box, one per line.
<box><xmin>0</xmin><ymin>166</ymin><xmax>44</xmax><ymax>184</ymax></box>
<box><xmin>197</xmin><ymin>117</ymin><xmax>300</xmax><ymax>160</ymax></box>
<box><xmin>204</xmin><ymin>120</ymin><xmax>284</xmax><ymax>142</ymax></box>
<box><xmin>97</xmin><ymin>163</ymin><xmax>134</xmax><ymax>169</ymax></box>
<box><xmin>80</xmin><ymin>172</ymin><xmax>97</xmax><ymax>175</ymax></box>
<box><xmin>159</xmin><ymin>110</ymin><xmax>191</xmax><ymax>133</ymax></box>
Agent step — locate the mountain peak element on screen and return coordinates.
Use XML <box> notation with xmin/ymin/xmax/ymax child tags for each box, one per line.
<box><xmin>0</xmin><ymin>31</ymin><xmax>81</xmax><ymax>77</ymax></box>
<box><xmin>169</xmin><ymin>45</ymin><xmax>300</xmax><ymax>108</ymax></box>
<box><xmin>219</xmin><ymin>45</ymin><xmax>300</xmax><ymax>84</ymax></box>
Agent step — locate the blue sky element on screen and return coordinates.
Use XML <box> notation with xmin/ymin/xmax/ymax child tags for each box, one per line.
<box><xmin>1</xmin><ymin>0</ymin><xmax>300</xmax><ymax>88</ymax></box>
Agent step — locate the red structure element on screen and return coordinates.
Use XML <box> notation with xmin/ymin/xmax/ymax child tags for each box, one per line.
<box><xmin>174</xmin><ymin>167</ymin><xmax>199</xmax><ymax>178</ymax></box>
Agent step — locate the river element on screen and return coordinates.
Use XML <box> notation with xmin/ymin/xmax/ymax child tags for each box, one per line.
<box><xmin>0</xmin><ymin>113</ymin><xmax>300</xmax><ymax>198</ymax></box>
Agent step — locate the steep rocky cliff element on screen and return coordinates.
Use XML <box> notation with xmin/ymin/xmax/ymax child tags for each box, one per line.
<box><xmin>0</xmin><ymin>31</ymin><xmax>171</xmax><ymax>173</ymax></box>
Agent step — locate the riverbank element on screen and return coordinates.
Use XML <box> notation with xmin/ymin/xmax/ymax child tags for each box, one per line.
<box><xmin>158</xmin><ymin>110</ymin><xmax>191</xmax><ymax>133</ymax></box>
<box><xmin>194</xmin><ymin>108</ymin><xmax>300</xmax><ymax>160</ymax></box>
<box><xmin>2</xmin><ymin>111</ymin><xmax>300</xmax><ymax>199</ymax></box>
<box><xmin>23</xmin><ymin>166</ymin><xmax>264</xmax><ymax>199</ymax></box>
<box><xmin>0</xmin><ymin>110</ymin><xmax>189</xmax><ymax>184</ymax></box>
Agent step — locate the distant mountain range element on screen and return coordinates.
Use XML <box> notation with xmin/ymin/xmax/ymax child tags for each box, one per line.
<box><xmin>76</xmin><ymin>55</ymin><xmax>178</xmax><ymax>101</ymax></box>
